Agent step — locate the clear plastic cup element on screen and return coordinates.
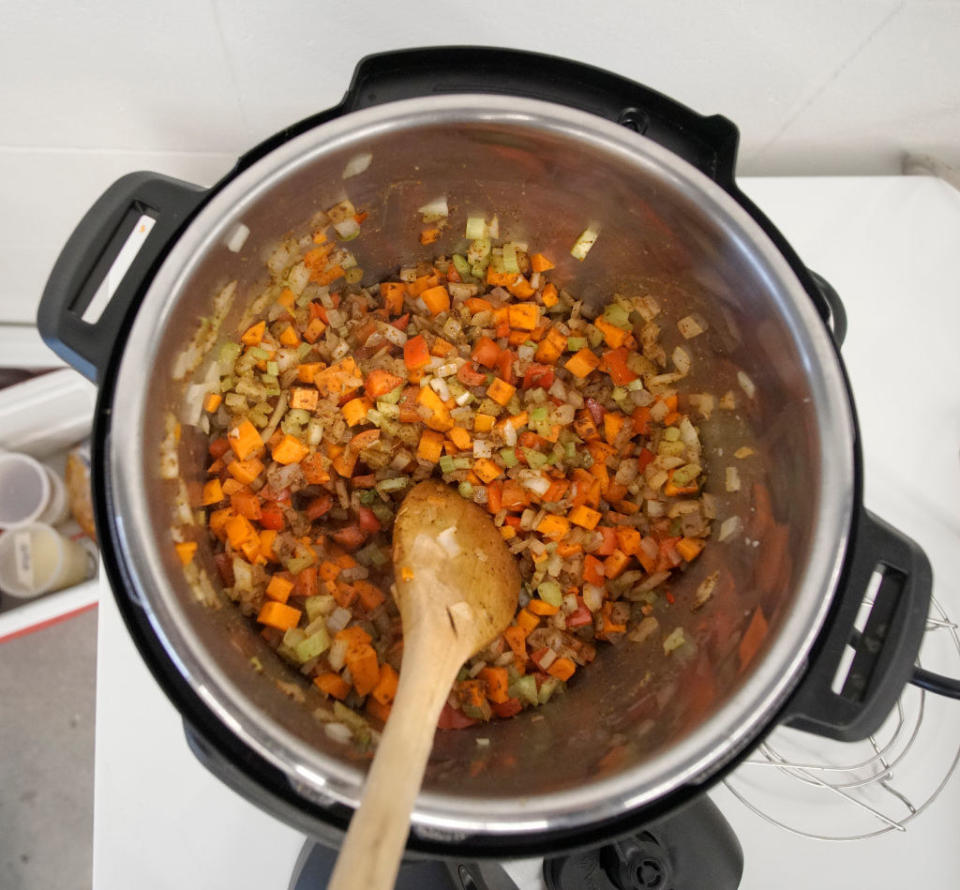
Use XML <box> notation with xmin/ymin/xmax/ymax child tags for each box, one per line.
<box><xmin>0</xmin><ymin>451</ymin><xmax>69</xmax><ymax>529</ymax></box>
<box><xmin>0</xmin><ymin>522</ymin><xmax>93</xmax><ymax>598</ymax></box>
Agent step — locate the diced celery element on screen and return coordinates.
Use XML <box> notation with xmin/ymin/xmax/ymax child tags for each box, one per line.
<box><xmin>305</xmin><ymin>595</ymin><xmax>336</xmax><ymax>621</ymax></box>
<box><xmin>586</xmin><ymin>325</ymin><xmax>604</xmax><ymax>349</ymax></box>
<box><xmin>376</xmin><ymin>401</ymin><xmax>400</xmax><ymax>419</ymax></box>
<box><xmin>283</xmin><ymin>628</ymin><xmax>306</xmax><ymax>648</ymax></box>
<box><xmin>452</xmin><ymin>254</ymin><xmax>472</xmax><ymax>280</ymax></box>
<box><xmin>509</xmin><ymin>674</ymin><xmax>539</xmax><ymax>707</ymax></box>
<box><xmin>564</xmin><ymin>441</ymin><xmax>576</xmax><ymax>459</ymax></box>
<box><xmin>261</xmin><ymin>373</ymin><xmax>278</xmax><ymax>386</ymax></box>
<box><xmin>218</xmin><ymin>341</ymin><xmax>242</xmax><ymax>373</ymax></box>
<box><xmin>286</xmin><ymin>556</ymin><xmax>314</xmax><ymax>575</ymax></box>
<box><xmin>658</xmin><ymin>440</ymin><xmax>686</xmax><ymax>458</ymax></box>
<box><xmin>266</xmin><ymin>361</ymin><xmax>279</xmax><ymax>376</ymax></box>
<box><xmin>372</xmin><ymin>502</ymin><xmax>394</xmax><ymax>524</ymax></box>
<box><xmin>220</xmin><ymin>375</ymin><xmax>235</xmax><ymax>393</ymax></box>
<box><xmin>523</xmin><ymin>447</ymin><xmax>548</xmax><ymax>470</ymax></box>
<box><xmin>538</xmin><ymin>676</ymin><xmax>563</xmax><ymax>705</ymax></box>
<box><xmin>439</xmin><ymin>455</ymin><xmax>457</xmax><ymax>474</ymax></box>
<box><xmin>603</xmin><ymin>302</ymin><xmax>631</xmax><ymax>329</ymax></box>
<box><xmin>249</xmin><ymin>346</ymin><xmax>270</xmax><ymax>360</ymax></box>
<box><xmin>465</xmin><ymin>217</ymin><xmax>487</xmax><ymax>240</ymax></box>
<box><xmin>453</xmin><ymin>457</ymin><xmax>472</xmax><ymax>470</ymax></box>
<box><xmin>663</xmin><ymin>627</ymin><xmax>686</xmax><ymax>654</ymax></box>
<box><xmin>567</xmin><ymin>336</ymin><xmax>587</xmax><ymax>351</ymax></box>
<box><xmin>294</xmin><ymin>627</ymin><xmax>331</xmax><ymax>663</ymax></box>
<box><xmin>379</xmin><ymin>385</ymin><xmax>403</xmax><ymax>405</ymax></box>
<box><xmin>358</xmin><ymin>489</ymin><xmax>376</xmax><ymax>505</ymax></box>
<box><xmin>502</xmin><ymin>242</ymin><xmax>520</xmax><ymax>274</ymax></box>
<box><xmin>570</xmin><ymin>224</ymin><xmax>600</xmax><ymax>261</ymax></box>
<box><xmin>458</xmin><ymin>481</ymin><xmax>474</xmax><ymax>499</ymax></box>
<box><xmin>499</xmin><ymin>448</ymin><xmax>518</xmax><ymax>468</ymax></box>
<box><xmin>671</xmin><ymin>464</ymin><xmax>701</xmax><ymax>485</ymax></box>
<box><xmin>297</xmin><ymin>342</ymin><xmax>313</xmax><ymax>360</ymax></box>
<box><xmin>537</xmin><ymin>580</ymin><xmax>563</xmax><ymax>606</ymax></box>
<box><xmin>366</xmin><ymin>408</ymin><xmax>384</xmax><ymax>427</ymax></box>
<box><xmin>529</xmin><ymin>405</ymin><xmax>549</xmax><ymax>422</ymax></box>
<box><xmin>627</xmin><ymin>378</ymin><xmax>646</xmax><ymax>391</ymax></box>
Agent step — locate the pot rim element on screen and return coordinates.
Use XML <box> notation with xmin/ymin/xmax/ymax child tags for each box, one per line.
<box><xmin>106</xmin><ymin>93</ymin><xmax>855</xmax><ymax>838</ymax></box>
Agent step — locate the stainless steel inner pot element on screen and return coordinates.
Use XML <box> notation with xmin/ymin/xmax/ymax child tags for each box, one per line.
<box><xmin>105</xmin><ymin>94</ymin><xmax>854</xmax><ymax>841</ymax></box>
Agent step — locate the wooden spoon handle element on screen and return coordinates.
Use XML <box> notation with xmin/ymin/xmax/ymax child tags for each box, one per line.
<box><xmin>327</xmin><ymin>633</ymin><xmax>468</xmax><ymax>890</ymax></box>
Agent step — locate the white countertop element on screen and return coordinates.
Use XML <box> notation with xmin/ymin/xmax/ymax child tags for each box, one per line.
<box><xmin>92</xmin><ymin>175</ymin><xmax>960</xmax><ymax>889</ymax></box>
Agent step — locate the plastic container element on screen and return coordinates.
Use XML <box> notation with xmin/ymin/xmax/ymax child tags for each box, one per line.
<box><xmin>0</xmin><ymin>451</ymin><xmax>69</xmax><ymax>529</ymax></box>
<box><xmin>0</xmin><ymin>522</ymin><xmax>93</xmax><ymax>599</ymax></box>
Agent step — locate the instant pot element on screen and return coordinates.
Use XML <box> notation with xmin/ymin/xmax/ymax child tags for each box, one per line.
<box><xmin>38</xmin><ymin>47</ymin><xmax>947</xmax><ymax>887</ymax></box>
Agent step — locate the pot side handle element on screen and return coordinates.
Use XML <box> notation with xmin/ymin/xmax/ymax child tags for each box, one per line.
<box><xmin>783</xmin><ymin>510</ymin><xmax>932</xmax><ymax>741</ymax></box>
<box><xmin>37</xmin><ymin>172</ymin><xmax>205</xmax><ymax>384</ymax></box>
<box><xmin>342</xmin><ymin>47</ymin><xmax>740</xmax><ymax>185</ymax></box>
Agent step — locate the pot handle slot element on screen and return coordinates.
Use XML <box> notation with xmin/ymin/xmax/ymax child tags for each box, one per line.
<box><xmin>37</xmin><ymin>172</ymin><xmax>205</xmax><ymax>384</ymax></box>
<box><xmin>783</xmin><ymin>510</ymin><xmax>932</xmax><ymax>741</ymax></box>
<box><xmin>341</xmin><ymin>47</ymin><xmax>741</xmax><ymax>185</ymax></box>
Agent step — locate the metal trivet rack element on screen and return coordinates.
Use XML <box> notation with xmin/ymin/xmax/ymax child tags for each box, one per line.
<box><xmin>724</xmin><ymin>594</ymin><xmax>960</xmax><ymax>840</ymax></box>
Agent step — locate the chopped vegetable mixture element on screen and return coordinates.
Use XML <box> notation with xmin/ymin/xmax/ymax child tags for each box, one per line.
<box><xmin>195</xmin><ymin>203</ymin><xmax>715</xmax><ymax>733</ymax></box>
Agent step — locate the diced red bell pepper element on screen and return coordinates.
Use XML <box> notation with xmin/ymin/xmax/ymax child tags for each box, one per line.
<box><xmin>495</xmin><ymin>349</ymin><xmax>516</xmax><ymax>385</ymax></box>
<box><xmin>523</xmin><ymin>363</ymin><xmax>555</xmax><ymax>390</ymax></box>
<box><xmin>357</xmin><ymin>506</ymin><xmax>382</xmax><ymax>532</ymax></box>
<box><xmin>567</xmin><ymin>598</ymin><xmax>593</xmax><ymax>628</ymax></box>
<box><xmin>457</xmin><ymin>362</ymin><xmax>488</xmax><ymax>387</ymax></box>
<box><xmin>331</xmin><ymin>525</ymin><xmax>367</xmax><ymax>551</ymax></box>
<box><xmin>392</xmin><ymin>313</ymin><xmax>410</xmax><ymax>331</ymax></box>
<box><xmin>636</xmin><ymin>447</ymin><xmax>655</xmax><ymax>472</ymax></box>
<box><xmin>594</xmin><ymin>526</ymin><xmax>618</xmax><ymax>556</ymax></box>
<box><xmin>471</xmin><ymin>336</ymin><xmax>501</xmax><ymax>369</ymax></box>
<box><xmin>259</xmin><ymin>503</ymin><xmax>286</xmax><ymax>530</ymax></box>
<box><xmin>305</xmin><ymin>494</ymin><xmax>333</xmax><ymax>521</ymax></box>
<box><xmin>491</xmin><ymin>698</ymin><xmax>523</xmax><ymax>719</ymax></box>
<box><xmin>437</xmin><ymin>703</ymin><xmax>479</xmax><ymax>730</ymax></box>
<box><xmin>586</xmin><ymin>398</ymin><xmax>606</xmax><ymax>426</ymax></box>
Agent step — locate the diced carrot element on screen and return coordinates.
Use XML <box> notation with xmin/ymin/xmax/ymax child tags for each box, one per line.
<box><xmin>662</xmin><ymin>411</ymin><xmax>682</xmax><ymax>426</ymax></box>
<box><xmin>615</xmin><ymin>527</ymin><xmax>643</xmax><ymax>555</ymax></box>
<box><xmin>430</xmin><ymin>337</ymin><xmax>456</xmax><ymax>358</ymax></box>
<box><xmin>403</xmin><ymin>334</ymin><xmax>431</xmax><ymax>370</ymax></box>
<box><xmin>276</xmin><ymin>287</ymin><xmax>296</xmax><ymax>311</ymax></box>
<box><xmin>297</xmin><ymin>362</ymin><xmax>322</xmax><ymax>384</ymax></box>
<box><xmin>364</xmin><ymin>369</ymin><xmax>404</xmax><ymax>399</ymax></box>
<box><xmin>331</xmin><ymin>525</ymin><xmax>367</xmax><ymax>552</ymax></box>
<box><xmin>209</xmin><ymin>436</ymin><xmax>231</xmax><ymax>459</ymax></box>
<box><xmin>408</xmin><ymin>272</ymin><xmax>440</xmax><ymax>297</ymax></box>
<box><xmin>175</xmin><ymin>541</ymin><xmax>197</xmax><ymax>566</ymax></box>
<box><xmin>208</xmin><ymin>507</ymin><xmax>237</xmax><ymax>540</ymax></box>
<box><xmin>471</xmin><ymin>336</ymin><xmax>501</xmax><ymax>369</ymax></box>
<box><xmin>241</xmin><ymin>321</ymin><xmax>266</xmax><ymax>346</ymax></box>
<box><xmin>557</xmin><ymin>541</ymin><xmax>582</xmax><ymax>558</ymax></box>
<box><xmin>664</xmin><ymin>469</ymin><xmax>700</xmax><ymax>497</ymax></box>
<box><xmin>486</xmin><ymin>377</ymin><xmax>516</xmax><ymax>406</ymax></box>
<box><xmin>300</xmin><ymin>453</ymin><xmax>331</xmax><ymax>485</ymax></box>
<box><xmin>495</xmin><ymin>349</ymin><xmax>516</xmax><ymax>385</ymax></box>
<box><xmin>381</xmin><ymin>282</ymin><xmax>406</xmax><ymax>315</ymax></box>
<box><xmin>256</xmin><ymin>601</ymin><xmax>302</xmax><ymax>631</ymax></box>
<box><xmin>341</xmin><ymin>396</ymin><xmax>373</xmax><ymax>427</ymax></box>
<box><xmin>259</xmin><ymin>529</ymin><xmax>278</xmax><ymax>561</ymax></box>
<box><xmin>416</xmin><ymin>386</ymin><xmax>453</xmax><ymax>432</ymax></box>
<box><xmin>448</xmin><ymin>427</ymin><xmax>472</xmax><ymax>451</ymax></box>
<box><xmin>330</xmin><ymin>447</ymin><xmax>358</xmax><ymax>478</ymax></box>
<box><xmin>265</xmin><ymin>574</ymin><xmax>294</xmax><ymax>603</ymax></box>
<box><xmin>314</xmin><ymin>672</ymin><xmax>350</xmax><ymax>701</ymax></box>
<box><xmin>594</xmin><ymin>317</ymin><xmax>628</xmax><ymax>349</ymax></box>
<box><xmin>202</xmin><ymin>479</ymin><xmax>224</xmax><ymax>506</ymax></box>
<box><xmin>279</xmin><ymin>324</ymin><xmax>300</xmax><ymax>348</ymax></box>
<box><xmin>516</xmin><ymin>608</ymin><xmax>539</xmax><ymax>634</ymax></box>
<box><xmin>564</xmin><ymin>348</ymin><xmax>600</xmax><ymax>378</ymax></box>
<box><xmin>485</xmin><ymin>267</ymin><xmax>516</xmax><ymax>287</ymax></box>
<box><xmin>420</xmin><ymin>227</ymin><xmax>441</xmax><ymax>245</ymax></box>
<box><xmin>290</xmin><ymin>387</ymin><xmax>319</xmax><ymax>411</ymax></box>
<box><xmin>548</xmin><ymin>657</ymin><xmax>576</xmax><ymax>682</ymax></box>
<box><xmin>365</xmin><ymin>697</ymin><xmax>392</xmax><ymax>723</ymax></box>
<box><xmin>739</xmin><ymin>607</ymin><xmax>769</xmax><ymax>671</ymax></box>
<box><xmin>314</xmin><ymin>356</ymin><xmax>361</xmax><ymax>400</ymax></box>
<box><xmin>541</xmin><ymin>282</ymin><xmax>559</xmax><ymax>308</ymax></box>
<box><xmin>225</xmin><ymin>514</ymin><xmax>257</xmax><ymax>550</ymax></box>
<box><xmin>569</xmin><ymin>504</ymin><xmax>602</xmax><ymax>530</ymax></box>
<box><xmin>334</xmin><ymin>625</ymin><xmax>372</xmax><ymax>650</ymax></box>
<box><xmin>272</xmin><ymin>434</ymin><xmax>310</xmax><ymax>465</ymax></box>
<box><xmin>594</xmin><ymin>526</ymin><xmax>618</xmax><ymax>556</ymax></box>
<box><xmin>503</xmin><ymin>625</ymin><xmax>528</xmax><ymax>666</ymax></box>
<box><xmin>603</xmin><ymin>411</ymin><xmax>627</xmax><ymax>446</ymax></box>
<box><xmin>355</xmin><ymin>580</ymin><xmax>386</xmax><ymax>611</ymax></box>
<box><xmin>474</xmin><ymin>413</ymin><xmax>495</xmax><ymax>433</ymax></box>
<box><xmin>345</xmin><ymin>644</ymin><xmax>380</xmax><ymax>697</ymax></box>
<box><xmin>313</xmin><ymin>264</ymin><xmax>344</xmax><ymax>286</ymax></box>
<box><xmin>465</xmin><ymin>297</ymin><xmax>494</xmax><ymax>315</ymax></box>
<box><xmin>537</xmin><ymin>515</ymin><xmax>571</xmax><ymax>541</ymax></box>
<box><xmin>420</xmin><ymin>284</ymin><xmax>451</xmax><ymax>316</ymax></box>
<box><xmin>303</xmin><ymin>317</ymin><xmax>326</xmax><ymax>344</ymax></box>
<box><xmin>535</xmin><ymin>326</ymin><xmax>567</xmax><ymax>364</ymax></box>
<box><xmin>604</xmin><ymin>549</ymin><xmax>631</xmax><ymax>579</ymax></box>
<box><xmin>676</xmin><ymin>537</ymin><xmax>705</xmax><ymax>562</ymax></box>
<box><xmin>228</xmin><ymin>419</ymin><xmax>263</xmax><ymax>461</ymax></box>
<box><xmin>478</xmin><ymin>666</ymin><xmax>510</xmax><ymax>704</ymax></box>
<box><xmin>473</xmin><ymin>458</ymin><xmax>503</xmax><ymax>484</ymax></box>
<box><xmin>583</xmin><ymin>554</ymin><xmax>605</xmax><ymax>586</ymax></box>
<box><xmin>508</xmin><ymin>302</ymin><xmax>540</xmax><ymax>331</ymax></box>
<box><xmin>417</xmin><ymin>429</ymin><xmax>445</xmax><ymax>463</ymax></box>
<box><xmin>371</xmin><ymin>663</ymin><xmax>399</xmax><ymax>705</ymax></box>
<box><xmin>304</xmin><ymin>244</ymin><xmax>331</xmax><ymax>271</ymax></box>
<box><xmin>507</xmin><ymin>275</ymin><xmax>536</xmax><ymax>300</ymax></box>
<box><xmin>530</xmin><ymin>253</ymin><xmax>555</xmax><ymax>272</ymax></box>
<box><xmin>203</xmin><ymin>392</ymin><xmax>222</xmax><ymax>414</ymax></box>
<box><xmin>230</xmin><ymin>489</ymin><xmax>261</xmax><ymax>520</ymax></box>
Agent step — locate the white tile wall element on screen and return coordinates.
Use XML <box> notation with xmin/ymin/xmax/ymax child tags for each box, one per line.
<box><xmin>2</xmin><ymin>0</ymin><xmax>958</xmax><ymax>325</ymax></box>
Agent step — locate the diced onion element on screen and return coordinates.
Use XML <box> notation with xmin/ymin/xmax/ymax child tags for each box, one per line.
<box><xmin>719</xmin><ymin>515</ymin><xmax>742</xmax><ymax>542</ymax></box>
<box><xmin>418</xmin><ymin>196</ymin><xmax>449</xmax><ymax>220</ymax></box>
<box><xmin>677</xmin><ymin>315</ymin><xmax>706</xmax><ymax>339</ymax></box>
<box><xmin>521</xmin><ymin>474</ymin><xmax>551</xmax><ymax>496</ymax></box>
<box><xmin>503</xmin><ymin>423</ymin><xmax>517</xmax><ymax>447</ymax></box>
<box><xmin>325</xmin><ymin>722</ymin><xmax>353</xmax><ymax>744</ymax></box>
<box><xmin>342</xmin><ymin>152</ymin><xmax>373</xmax><ymax>179</ymax></box>
<box><xmin>382</xmin><ymin>325</ymin><xmax>407</xmax><ymax>346</ymax></box>
<box><xmin>473</xmin><ymin>439</ymin><xmax>492</xmax><ymax>458</ymax></box>
<box><xmin>582</xmin><ymin>584</ymin><xmax>604</xmax><ymax>612</ymax></box>
<box><xmin>663</xmin><ymin>627</ymin><xmax>686</xmax><ymax>654</ymax></box>
<box><xmin>571</xmin><ymin>223</ymin><xmax>600</xmax><ymax>261</ymax></box>
<box><xmin>737</xmin><ymin>370</ymin><xmax>756</xmax><ymax>399</ymax></box>
<box><xmin>326</xmin><ymin>609</ymin><xmax>352</xmax><ymax>637</ymax></box>
<box><xmin>725</xmin><ymin>466</ymin><xmax>741</xmax><ymax>493</ymax></box>
<box><xmin>430</xmin><ymin>377</ymin><xmax>451</xmax><ymax>401</ymax></box>
<box><xmin>672</xmin><ymin>346</ymin><xmax>691</xmax><ymax>376</ymax></box>
<box><xmin>333</xmin><ymin>217</ymin><xmax>360</xmax><ymax>240</ymax></box>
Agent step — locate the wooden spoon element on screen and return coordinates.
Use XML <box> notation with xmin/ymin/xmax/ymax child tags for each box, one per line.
<box><xmin>327</xmin><ymin>480</ymin><xmax>520</xmax><ymax>890</ymax></box>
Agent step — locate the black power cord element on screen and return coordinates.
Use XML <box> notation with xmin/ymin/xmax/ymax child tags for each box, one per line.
<box><xmin>909</xmin><ymin>666</ymin><xmax>960</xmax><ymax>700</ymax></box>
